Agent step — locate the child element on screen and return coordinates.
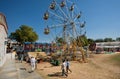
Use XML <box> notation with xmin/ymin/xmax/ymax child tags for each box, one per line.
<box><xmin>61</xmin><ymin>60</ymin><xmax>68</xmax><ymax>77</ymax></box>
<box><xmin>66</xmin><ymin>59</ymin><xmax>72</xmax><ymax>73</ymax></box>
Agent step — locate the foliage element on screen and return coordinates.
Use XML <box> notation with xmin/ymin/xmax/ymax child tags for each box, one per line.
<box><xmin>112</xmin><ymin>54</ymin><xmax>120</xmax><ymax>62</ymax></box>
<box><xmin>9</xmin><ymin>25</ymin><xmax>38</xmax><ymax>43</ymax></box>
<box><xmin>87</xmin><ymin>38</ymin><xmax>94</xmax><ymax>44</ymax></box>
<box><xmin>56</xmin><ymin>35</ymin><xmax>89</xmax><ymax>47</ymax></box>
<box><xmin>56</xmin><ymin>37</ymin><xmax>64</xmax><ymax>44</ymax></box>
<box><xmin>109</xmin><ymin>54</ymin><xmax>120</xmax><ymax>66</ymax></box>
<box><xmin>94</xmin><ymin>38</ymin><xmax>116</xmax><ymax>43</ymax></box>
<box><xmin>104</xmin><ymin>38</ymin><xmax>113</xmax><ymax>42</ymax></box>
<box><xmin>76</xmin><ymin>35</ymin><xmax>88</xmax><ymax>46</ymax></box>
<box><xmin>95</xmin><ymin>39</ymin><xmax>104</xmax><ymax>42</ymax></box>
<box><xmin>116</xmin><ymin>37</ymin><xmax>120</xmax><ymax>41</ymax></box>
<box><xmin>50</xmin><ymin>59</ymin><xmax>60</xmax><ymax>66</ymax></box>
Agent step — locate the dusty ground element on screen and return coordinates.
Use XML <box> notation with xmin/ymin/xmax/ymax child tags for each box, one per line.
<box><xmin>26</xmin><ymin>52</ymin><xmax>120</xmax><ymax>79</ymax></box>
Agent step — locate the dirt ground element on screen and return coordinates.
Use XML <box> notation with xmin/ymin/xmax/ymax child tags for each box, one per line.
<box><xmin>30</xmin><ymin>52</ymin><xmax>120</xmax><ymax>79</ymax></box>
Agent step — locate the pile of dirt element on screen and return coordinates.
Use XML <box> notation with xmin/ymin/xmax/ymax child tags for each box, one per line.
<box><xmin>28</xmin><ymin>52</ymin><xmax>47</xmax><ymax>58</ymax></box>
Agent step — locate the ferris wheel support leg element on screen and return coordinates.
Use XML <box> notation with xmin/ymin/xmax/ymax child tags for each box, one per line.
<box><xmin>80</xmin><ymin>47</ymin><xmax>87</xmax><ymax>63</ymax></box>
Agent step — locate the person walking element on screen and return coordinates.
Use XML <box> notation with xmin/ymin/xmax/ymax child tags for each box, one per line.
<box><xmin>16</xmin><ymin>44</ymin><xmax>24</xmax><ymax>62</ymax></box>
<box><xmin>30</xmin><ymin>56</ymin><xmax>36</xmax><ymax>72</ymax></box>
<box><xmin>18</xmin><ymin>52</ymin><xmax>21</xmax><ymax>62</ymax></box>
<box><xmin>66</xmin><ymin>59</ymin><xmax>72</xmax><ymax>74</ymax></box>
<box><xmin>61</xmin><ymin>60</ymin><xmax>68</xmax><ymax>77</ymax></box>
<box><xmin>20</xmin><ymin>51</ymin><xmax>24</xmax><ymax>63</ymax></box>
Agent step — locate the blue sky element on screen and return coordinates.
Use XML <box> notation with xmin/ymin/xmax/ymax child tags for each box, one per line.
<box><xmin>0</xmin><ymin>0</ymin><xmax>120</xmax><ymax>42</ymax></box>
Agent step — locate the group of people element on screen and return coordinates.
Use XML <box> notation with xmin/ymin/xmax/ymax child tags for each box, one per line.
<box><xmin>15</xmin><ymin>44</ymin><xmax>24</xmax><ymax>63</ymax></box>
<box><xmin>15</xmin><ymin>44</ymin><xmax>73</xmax><ymax>75</ymax></box>
<box><xmin>16</xmin><ymin>53</ymin><xmax>37</xmax><ymax>72</ymax></box>
<box><xmin>61</xmin><ymin>59</ymin><xmax>72</xmax><ymax>77</ymax></box>
<box><xmin>15</xmin><ymin>44</ymin><xmax>37</xmax><ymax>72</ymax></box>
<box><xmin>16</xmin><ymin>51</ymin><xmax>24</xmax><ymax>63</ymax></box>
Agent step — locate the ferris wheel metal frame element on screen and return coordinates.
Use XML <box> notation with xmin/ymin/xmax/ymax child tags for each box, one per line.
<box><xmin>43</xmin><ymin>0</ymin><xmax>86</xmax><ymax>45</ymax></box>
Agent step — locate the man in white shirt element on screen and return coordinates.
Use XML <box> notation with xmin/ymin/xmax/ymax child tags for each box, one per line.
<box><xmin>30</xmin><ymin>57</ymin><xmax>36</xmax><ymax>72</ymax></box>
<box><xmin>61</xmin><ymin>60</ymin><xmax>68</xmax><ymax>77</ymax></box>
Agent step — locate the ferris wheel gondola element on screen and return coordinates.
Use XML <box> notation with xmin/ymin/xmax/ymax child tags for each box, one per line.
<box><xmin>50</xmin><ymin>1</ymin><xmax>56</xmax><ymax>10</ymax></box>
<box><xmin>43</xmin><ymin>11</ymin><xmax>49</xmax><ymax>20</ymax></box>
<box><xmin>60</xmin><ymin>1</ymin><xmax>65</xmax><ymax>7</ymax></box>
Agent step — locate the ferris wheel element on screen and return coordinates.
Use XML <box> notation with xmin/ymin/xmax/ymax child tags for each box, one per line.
<box><xmin>43</xmin><ymin>0</ymin><xmax>86</xmax><ymax>44</ymax></box>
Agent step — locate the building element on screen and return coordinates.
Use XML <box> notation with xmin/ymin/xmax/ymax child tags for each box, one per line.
<box><xmin>0</xmin><ymin>13</ymin><xmax>8</xmax><ymax>67</ymax></box>
<box><xmin>96</xmin><ymin>42</ymin><xmax>120</xmax><ymax>53</ymax></box>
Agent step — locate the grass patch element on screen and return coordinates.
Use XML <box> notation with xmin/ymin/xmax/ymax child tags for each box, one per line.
<box><xmin>89</xmin><ymin>60</ymin><xmax>102</xmax><ymax>69</ymax></box>
<box><xmin>109</xmin><ymin>53</ymin><xmax>120</xmax><ymax>66</ymax></box>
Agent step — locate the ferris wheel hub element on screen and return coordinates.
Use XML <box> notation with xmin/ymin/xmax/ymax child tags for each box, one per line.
<box><xmin>70</xmin><ymin>21</ymin><xmax>74</xmax><ymax>25</ymax></box>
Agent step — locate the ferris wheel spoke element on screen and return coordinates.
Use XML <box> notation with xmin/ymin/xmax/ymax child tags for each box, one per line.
<box><xmin>66</xmin><ymin>0</ymin><xmax>76</xmax><ymax>20</ymax></box>
<box><xmin>49</xmin><ymin>10</ymin><xmax>65</xmax><ymax>21</ymax></box>
<box><xmin>74</xmin><ymin>22</ymin><xmax>81</xmax><ymax>24</ymax></box>
<box><xmin>54</xmin><ymin>8</ymin><xmax>65</xmax><ymax>20</ymax></box>
<box><xmin>67</xmin><ymin>0</ymin><xmax>73</xmax><ymax>4</ymax></box>
<box><xmin>74</xmin><ymin>22</ymin><xmax>84</xmax><ymax>35</ymax></box>
<box><xmin>54</xmin><ymin>0</ymin><xmax>69</xmax><ymax>20</ymax></box>
<box><xmin>67</xmin><ymin>30</ymin><xmax>75</xmax><ymax>38</ymax></box>
<box><xmin>49</xmin><ymin>23</ymin><xmax>66</xmax><ymax>29</ymax></box>
<box><xmin>49</xmin><ymin>16</ymin><xmax>63</xmax><ymax>24</ymax></box>
<box><xmin>73</xmin><ymin>15</ymin><xmax>78</xmax><ymax>22</ymax></box>
<box><xmin>65</xmin><ymin>0</ymin><xmax>71</xmax><ymax>20</ymax></box>
<box><xmin>71</xmin><ymin>9</ymin><xmax>74</xmax><ymax>19</ymax></box>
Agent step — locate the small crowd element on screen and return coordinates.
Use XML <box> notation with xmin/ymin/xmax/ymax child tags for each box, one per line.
<box><xmin>15</xmin><ymin>44</ymin><xmax>72</xmax><ymax>77</ymax></box>
<box><xmin>61</xmin><ymin>59</ymin><xmax>72</xmax><ymax>77</ymax></box>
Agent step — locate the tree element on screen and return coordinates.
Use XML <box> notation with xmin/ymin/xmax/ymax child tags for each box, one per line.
<box><xmin>95</xmin><ymin>39</ymin><xmax>104</xmax><ymax>42</ymax></box>
<box><xmin>56</xmin><ymin>37</ymin><xmax>64</xmax><ymax>44</ymax></box>
<box><xmin>76</xmin><ymin>35</ymin><xmax>88</xmax><ymax>46</ymax></box>
<box><xmin>116</xmin><ymin>37</ymin><xmax>120</xmax><ymax>41</ymax></box>
<box><xmin>104</xmin><ymin>38</ymin><xmax>113</xmax><ymax>42</ymax></box>
<box><xmin>9</xmin><ymin>25</ymin><xmax>38</xmax><ymax>43</ymax></box>
<box><xmin>87</xmin><ymin>38</ymin><xmax>94</xmax><ymax>44</ymax></box>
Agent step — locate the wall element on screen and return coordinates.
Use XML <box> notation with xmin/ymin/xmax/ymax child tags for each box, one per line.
<box><xmin>0</xmin><ymin>13</ymin><xmax>8</xmax><ymax>67</ymax></box>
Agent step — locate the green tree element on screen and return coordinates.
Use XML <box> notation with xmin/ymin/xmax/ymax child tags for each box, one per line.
<box><xmin>56</xmin><ymin>37</ymin><xmax>64</xmax><ymax>44</ymax></box>
<box><xmin>104</xmin><ymin>38</ymin><xmax>113</xmax><ymax>42</ymax></box>
<box><xmin>87</xmin><ymin>38</ymin><xmax>94</xmax><ymax>44</ymax></box>
<box><xmin>95</xmin><ymin>39</ymin><xmax>104</xmax><ymax>42</ymax></box>
<box><xmin>9</xmin><ymin>25</ymin><xmax>38</xmax><ymax>43</ymax></box>
<box><xmin>116</xmin><ymin>37</ymin><xmax>120</xmax><ymax>41</ymax></box>
<box><xmin>76</xmin><ymin>35</ymin><xmax>88</xmax><ymax>46</ymax></box>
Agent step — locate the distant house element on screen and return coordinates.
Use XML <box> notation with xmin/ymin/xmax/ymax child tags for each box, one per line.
<box><xmin>96</xmin><ymin>42</ymin><xmax>120</xmax><ymax>53</ymax></box>
<box><xmin>0</xmin><ymin>13</ymin><xmax>8</xmax><ymax>67</ymax></box>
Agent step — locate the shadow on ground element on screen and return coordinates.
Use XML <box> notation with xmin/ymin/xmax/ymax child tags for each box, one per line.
<box><xmin>20</xmin><ymin>68</ymin><xmax>26</xmax><ymax>70</ymax></box>
<box><xmin>48</xmin><ymin>72</ymin><xmax>62</xmax><ymax>77</ymax></box>
<box><xmin>48</xmin><ymin>72</ymin><xmax>68</xmax><ymax>78</ymax></box>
